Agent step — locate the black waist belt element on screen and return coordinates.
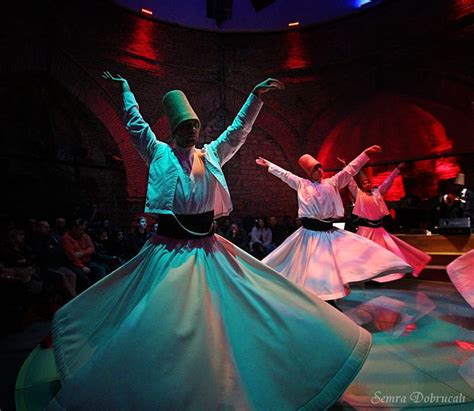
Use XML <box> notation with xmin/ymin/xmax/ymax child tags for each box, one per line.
<box><xmin>156</xmin><ymin>211</ymin><xmax>214</xmax><ymax>239</ymax></box>
<box><xmin>357</xmin><ymin>217</ymin><xmax>384</xmax><ymax>228</ymax></box>
<box><xmin>302</xmin><ymin>218</ymin><xmax>335</xmax><ymax>232</ymax></box>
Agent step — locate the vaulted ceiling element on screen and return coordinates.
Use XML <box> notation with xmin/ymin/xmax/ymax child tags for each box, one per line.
<box><xmin>111</xmin><ymin>0</ymin><xmax>386</xmax><ymax>31</ymax></box>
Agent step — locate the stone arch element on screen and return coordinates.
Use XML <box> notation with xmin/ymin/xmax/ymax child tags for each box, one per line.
<box><xmin>50</xmin><ymin>49</ymin><xmax>149</xmax><ymax>199</ymax></box>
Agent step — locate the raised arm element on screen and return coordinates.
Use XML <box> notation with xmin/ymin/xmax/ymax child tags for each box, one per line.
<box><xmin>102</xmin><ymin>71</ymin><xmax>161</xmax><ymax>165</ymax></box>
<box><xmin>379</xmin><ymin>163</ymin><xmax>404</xmax><ymax>195</ymax></box>
<box><xmin>337</xmin><ymin>157</ymin><xmax>358</xmax><ymax>197</ymax></box>
<box><xmin>207</xmin><ymin>78</ymin><xmax>284</xmax><ymax>165</ymax></box>
<box><xmin>331</xmin><ymin>145</ymin><xmax>382</xmax><ymax>190</ymax></box>
<box><xmin>256</xmin><ymin>157</ymin><xmax>302</xmax><ymax>191</ymax></box>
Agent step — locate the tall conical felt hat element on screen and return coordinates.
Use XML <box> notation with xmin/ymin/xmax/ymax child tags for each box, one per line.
<box><xmin>298</xmin><ymin>154</ymin><xmax>321</xmax><ymax>177</ymax></box>
<box><xmin>162</xmin><ymin>90</ymin><xmax>201</xmax><ymax>132</ymax></box>
<box><xmin>454</xmin><ymin>173</ymin><xmax>465</xmax><ymax>186</ymax></box>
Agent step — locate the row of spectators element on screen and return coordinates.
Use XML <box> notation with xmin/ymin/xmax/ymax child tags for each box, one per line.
<box><xmin>0</xmin><ymin>213</ymin><xmax>302</xmax><ymax>334</ymax></box>
<box><xmin>0</xmin><ymin>215</ymin><xmax>156</xmax><ymax>334</ymax></box>
<box><xmin>4</xmin><ymin>182</ymin><xmax>471</xmax><ymax>336</ymax></box>
<box><xmin>214</xmin><ymin>215</ymin><xmax>300</xmax><ymax>259</ymax></box>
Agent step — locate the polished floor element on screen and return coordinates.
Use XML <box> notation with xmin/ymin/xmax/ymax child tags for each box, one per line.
<box><xmin>333</xmin><ymin>280</ymin><xmax>474</xmax><ymax>410</ymax></box>
<box><xmin>1</xmin><ymin>279</ymin><xmax>473</xmax><ymax>410</ymax></box>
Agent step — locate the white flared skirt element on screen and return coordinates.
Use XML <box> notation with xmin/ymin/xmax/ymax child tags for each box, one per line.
<box><xmin>356</xmin><ymin>226</ymin><xmax>431</xmax><ymax>282</ymax></box>
<box><xmin>447</xmin><ymin>249</ymin><xmax>474</xmax><ymax>308</ymax></box>
<box><xmin>48</xmin><ymin>234</ymin><xmax>372</xmax><ymax>410</ymax></box>
<box><xmin>263</xmin><ymin>227</ymin><xmax>412</xmax><ymax>300</ymax></box>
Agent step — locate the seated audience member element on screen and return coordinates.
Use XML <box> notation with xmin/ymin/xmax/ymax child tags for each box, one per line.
<box><xmin>109</xmin><ymin>229</ymin><xmax>134</xmax><ymax>263</ymax></box>
<box><xmin>51</xmin><ymin>217</ymin><xmax>67</xmax><ymax>246</ymax></box>
<box><xmin>2</xmin><ymin>228</ymin><xmax>42</xmax><ymax>293</ymax></box>
<box><xmin>102</xmin><ymin>218</ymin><xmax>113</xmax><ymax>235</ymax></box>
<box><xmin>130</xmin><ymin>216</ymin><xmax>150</xmax><ymax>255</ymax></box>
<box><xmin>268</xmin><ymin>216</ymin><xmax>286</xmax><ymax>249</ymax></box>
<box><xmin>281</xmin><ymin>215</ymin><xmax>296</xmax><ymax>237</ymax></box>
<box><xmin>129</xmin><ymin>216</ymin><xmax>151</xmax><ymax>256</ymax></box>
<box><xmin>60</xmin><ymin>218</ymin><xmax>107</xmax><ymax>292</ymax></box>
<box><xmin>92</xmin><ymin>228</ymin><xmax>120</xmax><ymax>272</ymax></box>
<box><xmin>0</xmin><ymin>260</ymin><xmax>37</xmax><ymax>334</ymax></box>
<box><xmin>242</xmin><ymin>216</ymin><xmax>256</xmax><ymax>237</ymax></box>
<box><xmin>225</xmin><ymin>223</ymin><xmax>248</xmax><ymax>250</ymax></box>
<box><xmin>24</xmin><ymin>217</ymin><xmax>38</xmax><ymax>245</ymax></box>
<box><xmin>216</xmin><ymin>217</ymin><xmax>232</xmax><ymax>236</ymax></box>
<box><xmin>249</xmin><ymin>218</ymin><xmax>272</xmax><ymax>259</ymax></box>
<box><xmin>32</xmin><ymin>220</ymin><xmax>76</xmax><ymax>301</ymax></box>
<box><xmin>150</xmin><ymin>220</ymin><xmax>159</xmax><ymax>236</ymax></box>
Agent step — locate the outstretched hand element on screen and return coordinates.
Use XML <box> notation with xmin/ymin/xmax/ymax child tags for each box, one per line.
<box><xmin>363</xmin><ymin>145</ymin><xmax>382</xmax><ymax>155</ymax></box>
<box><xmin>336</xmin><ymin>157</ymin><xmax>347</xmax><ymax>167</ymax></box>
<box><xmin>255</xmin><ymin>157</ymin><xmax>271</xmax><ymax>168</ymax></box>
<box><xmin>397</xmin><ymin>163</ymin><xmax>406</xmax><ymax>171</ymax></box>
<box><xmin>252</xmin><ymin>78</ymin><xmax>284</xmax><ymax>98</ymax></box>
<box><xmin>101</xmin><ymin>71</ymin><xmax>131</xmax><ymax>92</ymax></box>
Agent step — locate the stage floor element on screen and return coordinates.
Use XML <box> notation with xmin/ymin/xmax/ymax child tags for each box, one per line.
<box><xmin>3</xmin><ymin>279</ymin><xmax>473</xmax><ymax>410</ymax></box>
<box><xmin>332</xmin><ymin>279</ymin><xmax>474</xmax><ymax>410</ymax></box>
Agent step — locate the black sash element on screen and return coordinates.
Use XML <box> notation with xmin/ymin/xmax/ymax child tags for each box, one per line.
<box><xmin>357</xmin><ymin>217</ymin><xmax>384</xmax><ymax>228</ymax></box>
<box><xmin>302</xmin><ymin>218</ymin><xmax>335</xmax><ymax>232</ymax></box>
<box><xmin>156</xmin><ymin>211</ymin><xmax>214</xmax><ymax>239</ymax></box>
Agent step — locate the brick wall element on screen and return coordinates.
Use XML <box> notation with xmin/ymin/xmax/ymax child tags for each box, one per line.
<box><xmin>2</xmin><ymin>0</ymin><xmax>473</xmax><ymax>223</ymax></box>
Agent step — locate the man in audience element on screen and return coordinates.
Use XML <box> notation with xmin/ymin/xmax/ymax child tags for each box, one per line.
<box><xmin>60</xmin><ymin>218</ymin><xmax>106</xmax><ymax>291</ymax></box>
<box><xmin>32</xmin><ymin>220</ymin><xmax>77</xmax><ymax>301</ymax></box>
<box><xmin>129</xmin><ymin>216</ymin><xmax>151</xmax><ymax>256</ymax></box>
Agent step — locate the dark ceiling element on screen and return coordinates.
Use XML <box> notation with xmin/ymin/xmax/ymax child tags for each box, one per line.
<box><xmin>111</xmin><ymin>0</ymin><xmax>386</xmax><ymax>32</ymax></box>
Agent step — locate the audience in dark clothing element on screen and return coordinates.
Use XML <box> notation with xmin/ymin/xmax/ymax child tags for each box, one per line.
<box><xmin>129</xmin><ymin>216</ymin><xmax>151</xmax><ymax>256</ymax></box>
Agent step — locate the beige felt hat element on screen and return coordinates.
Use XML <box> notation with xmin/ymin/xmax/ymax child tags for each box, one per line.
<box><xmin>298</xmin><ymin>154</ymin><xmax>321</xmax><ymax>177</ymax></box>
<box><xmin>162</xmin><ymin>90</ymin><xmax>200</xmax><ymax>132</ymax></box>
<box><xmin>454</xmin><ymin>173</ymin><xmax>465</xmax><ymax>186</ymax></box>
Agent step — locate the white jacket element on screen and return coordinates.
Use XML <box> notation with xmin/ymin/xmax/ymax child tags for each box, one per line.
<box><xmin>123</xmin><ymin>91</ymin><xmax>263</xmax><ymax>218</ymax></box>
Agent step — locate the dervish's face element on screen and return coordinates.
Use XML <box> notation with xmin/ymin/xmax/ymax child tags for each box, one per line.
<box><xmin>361</xmin><ymin>179</ymin><xmax>372</xmax><ymax>192</ymax></box>
<box><xmin>174</xmin><ymin>119</ymin><xmax>200</xmax><ymax>148</ymax></box>
<box><xmin>310</xmin><ymin>164</ymin><xmax>324</xmax><ymax>181</ymax></box>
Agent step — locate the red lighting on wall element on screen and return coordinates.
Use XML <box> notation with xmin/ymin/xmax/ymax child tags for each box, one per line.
<box><xmin>449</xmin><ymin>0</ymin><xmax>474</xmax><ymax>20</ymax></box>
<box><xmin>284</xmin><ymin>32</ymin><xmax>311</xmax><ymax>70</ymax></box>
<box><xmin>121</xmin><ymin>16</ymin><xmax>166</xmax><ymax>74</ymax></box>
<box><xmin>434</xmin><ymin>157</ymin><xmax>460</xmax><ymax>181</ymax></box>
<box><xmin>141</xmin><ymin>8</ymin><xmax>153</xmax><ymax>15</ymax></box>
<box><xmin>372</xmin><ymin>171</ymin><xmax>405</xmax><ymax>201</ymax></box>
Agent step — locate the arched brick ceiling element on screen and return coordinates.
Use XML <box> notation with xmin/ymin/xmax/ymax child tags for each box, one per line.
<box><xmin>112</xmin><ymin>0</ymin><xmax>387</xmax><ymax>32</ymax></box>
<box><xmin>315</xmin><ymin>92</ymin><xmax>473</xmax><ymax>199</ymax></box>
<box><xmin>316</xmin><ymin>92</ymin><xmax>473</xmax><ymax>169</ymax></box>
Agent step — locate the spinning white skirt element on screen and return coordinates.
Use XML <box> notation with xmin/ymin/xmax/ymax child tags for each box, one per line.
<box><xmin>356</xmin><ymin>226</ymin><xmax>431</xmax><ymax>282</ymax></box>
<box><xmin>263</xmin><ymin>227</ymin><xmax>412</xmax><ymax>300</ymax></box>
<box><xmin>48</xmin><ymin>234</ymin><xmax>372</xmax><ymax>410</ymax></box>
<box><xmin>447</xmin><ymin>249</ymin><xmax>474</xmax><ymax>308</ymax></box>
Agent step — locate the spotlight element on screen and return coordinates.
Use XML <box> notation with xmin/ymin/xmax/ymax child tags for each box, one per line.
<box><xmin>251</xmin><ymin>0</ymin><xmax>276</xmax><ymax>12</ymax></box>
